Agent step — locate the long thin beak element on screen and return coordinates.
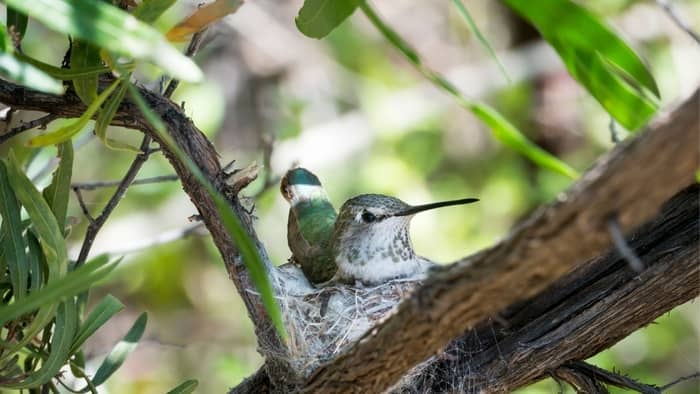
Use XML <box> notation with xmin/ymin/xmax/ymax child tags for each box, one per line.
<box><xmin>393</xmin><ymin>198</ymin><xmax>479</xmax><ymax>217</ymax></box>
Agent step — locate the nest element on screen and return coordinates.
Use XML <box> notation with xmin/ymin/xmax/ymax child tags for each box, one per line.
<box><xmin>267</xmin><ymin>264</ymin><xmax>424</xmax><ymax>376</ymax></box>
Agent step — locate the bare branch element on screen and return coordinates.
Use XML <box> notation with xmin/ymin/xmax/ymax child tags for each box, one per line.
<box><xmin>75</xmin><ymin>135</ymin><xmax>153</xmax><ymax>267</ymax></box>
<box><xmin>71</xmin><ymin>174</ymin><xmax>179</xmax><ymax>191</ymax></box>
<box><xmin>656</xmin><ymin>0</ymin><xmax>700</xmax><ymax>45</ymax></box>
<box><xmin>0</xmin><ymin>113</ymin><xmax>58</xmax><ymax>145</ymax></box>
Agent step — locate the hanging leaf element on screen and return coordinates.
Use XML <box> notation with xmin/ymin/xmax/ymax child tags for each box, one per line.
<box><xmin>4</xmin><ymin>0</ymin><xmax>202</xmax><ymax>82</ymax></box>
<box><xmin>128</xmin><ymin>84</ymin><xmax>287</xmax><ymax>339</ymax></box>
<box><xmin>0</xmin><ymin>160</ymin><xmax>28</xmax><ymax>300</ymax></box>
<box><xmin>71</xmin><ymin>40</ymin><xmax>102</xmax><ymax>105</ymax></box>
<box><xmin>295</xmin><ymin>0</ymin><xmax>360</xmax><ymax>39</ymax></box>
<box><xmin>70</xmin><ymin>294</ymin><xmax>124</xmax><ymax>355</ymax></box>
<box><xmin>91</xmin><ymin>312</ymin><xmax>147</xmax><ymax>386</ymax></box>
<box><xmin>42</xmin><ymin>142</ymin><xmax>74</xmax><ymax>231</ymax></box>
<box><xmin>470</xmin><ymin>103</ymin><xmax>579</xmax><ymax>178</ymax></box>
<box><xmin>358</xmin><ymin>3</ymin><xmax>578</xmax><ymax>179</ymax></box>
<box><xmin>451</xmin><ymin>0</ymin><xmax>510</xmax><ymax>83</ymax></box>
<box><xmin>95</xmin><ymin>78</ymin><xmax>140</xmax><ymax>152</ymax></box>
<box><xmin>503</xmin><ymin>0</ymin><xmax>659</xmax><ymax>130</ymax></box>
<box><xmin>166</xmin><ymin>0</ymin><xmax>243</xmax><ymax>42</ymax></box>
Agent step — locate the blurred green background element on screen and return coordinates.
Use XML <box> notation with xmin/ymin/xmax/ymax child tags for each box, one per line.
<box><xmin>3</xmin><ymin>0</ymin><xmax>699</xmax><ymax>392</ymax></box>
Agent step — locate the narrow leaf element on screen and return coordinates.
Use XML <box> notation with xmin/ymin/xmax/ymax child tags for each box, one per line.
<box><xmin>42</xmin><ymin>142</ymin><xmax>74</xmax><ymax>231</ymax></box>
<box><xmin>167</xmin><ymin>379</ymin><xmax>198</xmax><ymax>394</ymax></box>
<box><xmin>133</xmin><ymin>0</ymin><xmax>177</xmax><ymax>24</ymax></box>
<box><xmin>71</xmin><ymin>40</ymin><xmax>102</xmax><ymax>105</ymax></box>
<box><xmin>15</xmin><ymin>52</ymin><xmax>131</xmax><ymax>81</ymax></box>
<box><xmin>70</xmin><ymin>294</ymin><xmax>124</xmax><ymax>355</ymax></box>
<box><xmin>4</xmin><ymin>0</ymin><xmax>202</xmax><ymax>82</ymax></box>
<box><xmin>295</xmin><ymin>0</ymin><xmax>360</xmax><ymax>39</ymax></box>
<box><xmin>166</xmin><ymin>0</ymin><xmax>243</xmax><ymax>42</ymax></box>
<box><xmin>5</xmin><ymin>153</ymin><xmax>67</xmax><ymax>279</ymax></box>
<box><xmin>470</xmin><ymin>103</ymin><xmax>579</xmax><ymax>179</ymax></box>
<box><xmin>3</xmin><ymin>300</ymin><xmax>78</xmax><ymax>389</ymax></box>
<box><xmin>6</xmin><ymin>6</ymin><xmax>28</xmax><ymax>44</ymax></box>
<box><xmin>28</xmin><ymin>78</ymin><xmax>121</xmax><ymax>147</ymax></box>
<box><xmin>359</xmin><ymin>3</ymin><xmax>578</xmax><ymax>179</ymax></box>
<box><xmin>561</xmin><ymin>44</ymin><xmax>657</xmax><ymax>131</ymax></box>
<box><xmin>128</xmin><ymin>85</ymin><xmax>287</xmax><ymax>339</ymax></box>
<box><xmin>0</xmin><ymin>52</ymin><xmax>64</xmax><ymax>94</ymax></box>
<box><xmin>503</xmin><ymin>0</ymin><xmax>659</xmax><ymax>98</ymax></box>
<box><xmin>451</xmin><ymin>0</ymin><xmax>510</xmax><ymax>83</ymax></box>
<box><xmin>0</xmin><ymin>160</ymin><xmax>28</xmax><ymax>299</ymax></box>
<box><xmin>95</xmin><ymin>78</ymin><xmax>139</xmax><ymax>152</ymax></box>
<box><xmin>91</xmin><ymin>312</ymin><xmax>148</xmax><ymax>386</ymax></box>
<box><xmin>0</xmin><ymin>254</ymin><xmax>116</xmax><ymax>325</ymax></box>
<box><xmin>26</xmin><ymin>232</ymin><xmax>45</xmax><ymax>293</ymax></box>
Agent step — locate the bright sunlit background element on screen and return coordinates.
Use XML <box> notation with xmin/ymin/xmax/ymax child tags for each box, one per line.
<box><xmin>4</xmin><ymin>0</ymin><xmax>699</xmax><ymax>392</ymax></box>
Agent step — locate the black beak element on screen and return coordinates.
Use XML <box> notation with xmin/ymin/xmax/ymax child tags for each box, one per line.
<box><xmin>393</xmin><ymin>198</ymin><xmax>479</xmax><ymax>217</ymax></box>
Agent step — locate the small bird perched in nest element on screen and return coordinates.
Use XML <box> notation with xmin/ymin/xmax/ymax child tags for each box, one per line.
<box><xmin>281</xmin><ymin>167</ymin><xmax>478</xmax><ymax>286</ymax></box>
<box><xmin>281</xmin><ymin>167</ymin><xmax>338</xmax><ymax>284</ymax></box>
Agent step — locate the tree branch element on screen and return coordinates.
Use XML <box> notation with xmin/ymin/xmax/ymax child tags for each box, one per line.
<box><xmin>0</xmin><ymin>78</ymin><xmax>281</xmax><ymax>349</ymax></box>
<box><xmin>301</xmin><ymin>88</ymin><xmax>699</xmax><ymax>392</ymax></box>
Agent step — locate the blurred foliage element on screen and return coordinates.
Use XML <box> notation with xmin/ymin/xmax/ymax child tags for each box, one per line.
<box><xmin>0</xmin><ymin>0</ymin><xmax>698</xmax><ymax>392</ymax></box>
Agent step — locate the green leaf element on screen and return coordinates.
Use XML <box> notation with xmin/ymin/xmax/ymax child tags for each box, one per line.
<box><xmin>91</xmin><ymin>312</ymin><xmax>147</xmax><ymax>386</ymax></box>
<box><xmin>6</xmin><ymin>6</ymin><xmax>28</xmax><ymax>43</ymax></box>
<box><xmin>42</xmin><ymin>142</ymin><xmax>74</xmax><ymax>231</ymax></box>
<box><xmin>70</xmin><ymin>294</ymin><xmax>124</xmax><ymax>355</ymax></box>
<box><xmin>133</xmin><ymin>0</ymin><xmax>177</xmax><ymax>24</ymax></box>
<box><xmin>70</xmin><ymin>40</ymin><xmax>102</xmax><ymax>105</ymax></box>
<box><xmin>167</xmin><ymin>379</ymin><xmax>199</xmax><ymax>394</ymax></box>
<box><xmin>502</xmin><ymin>0</ymin><xmax>659</xmax><ymax>129</ymax></box>
<box><xmin>0</xmin><ymin>160</ymin><xmax>28</xmax><ymax>300</ymax></box>
<box><xmin>4</xmin><ymin>300</ymin><xmax>79</xmax><ymax>389</ymax></box>
<box><xmin>4</xmin><ymin>153</ymin><xmax>67</xmax><ymax>279</ymax></box>
<box><xmin>15</xmin><ymin>51</ymin><xmax>130</xmax><ymax>81</ymax></box>
<box><xmin>0</xmin><ymin>254</ymin><xmax>116</xmax><ymax>326</ymax></box>
<box><xmin>0</xmin><ymin>52</ymin><xmax>64</xmax><ymax>94</ymax></box>
<box><xmin>128</xmin><ymin>84</ymin><xmax>287</xmax><ymax>339</ymax></box>
<box><xmin>470</xmin><ymin>103</ymin><xmax>579</xmax><ymax>179</ymax></box>
<box><xmin>28</xmin><ymin>78</ymin><xmax>122</xmax><ymax>147</ymax></box>
<box><xmin>559</xmin><ymin>43</ymin><xmax>657</xmax><ymax>131</ymax></box>
<box><xmin>26</xmin><ymin>232</ymin><xmax>45</xmax><ymax>293</ymax></box>
<box><xmin>95</xmin><ymin>78</ymin><xmax>140</xmax><ymax>152</ymax></box>
<box><xmin>359</xmin><ymin>3</ymin><xmax>578</xmax><ymax>179</ymax></box>
<box><xmin>4</xmin><ymin>0</ymin><xmax>202</xmax><ymax>82</ymax></box>
<box><xmin>451</xmin><ymin>0</ymin><xmax>510</xmax><ymax>83</ymax></box>
<box><xmin>295</xmin><ymin>0</ymin><xmax>360</xmax><ymax>39</ymax></box>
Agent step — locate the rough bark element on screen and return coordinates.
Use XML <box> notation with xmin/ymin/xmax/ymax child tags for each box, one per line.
<box><xmin>408</xmin><ymin>184</ymin><xmax>698</xmax><ymax>392</ymax></box>
<box><xmin>0</xmin><ymin>79</ymin><xmax>283</xmax><ymax>350</ymax></box>
<box><xmin>1</xmin><ymin>78</ymin><xmax>698</xmax><ymax>393</ymax></box>
<box><xmin>300</xmin><ymin>89</ymin><xmax>699</xmax><ymax>393</ymax></box>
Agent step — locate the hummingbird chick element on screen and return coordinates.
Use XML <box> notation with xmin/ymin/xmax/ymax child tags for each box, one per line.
<box><xmin>281</xmin><ymin>167</ymin><xmax>338</xmax><ymax>284</ymax></box>
<box><xmin>331</xmin><ymin>194</ymin><xmax>478</xmax><ymax>285</ymax></box>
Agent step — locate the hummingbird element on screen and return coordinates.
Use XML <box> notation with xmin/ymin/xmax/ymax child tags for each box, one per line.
<box><xmin>330</xmin><ymin>194</ymin><xmax>478</xmax><ymax>285</ymax></box>
<box><xmin>281</xmin><ymin>167</ymin><xmax>338</xmax><ymax>284</ymax></box>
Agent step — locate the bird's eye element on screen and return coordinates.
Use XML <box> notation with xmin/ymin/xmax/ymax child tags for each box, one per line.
<box><xmin>361</xmin><ymin>211</ymin><xmax>377</xmax><ymax>223</ymax></box>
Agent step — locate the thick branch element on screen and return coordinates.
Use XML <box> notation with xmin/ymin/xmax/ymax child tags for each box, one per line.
<box><xmin>409</xmin><ymin>184</ymin><xmax>698</xmax><ymax>392</ymax></box>
<box><xmin>0</xmin><ymin>79</ymin><xmax>280</xmax><ymax>348</ymax></box>
<box><xmin>302</xmin><ymin>90</ymin><xmax>700</xmax><ymax>392</ymax></box>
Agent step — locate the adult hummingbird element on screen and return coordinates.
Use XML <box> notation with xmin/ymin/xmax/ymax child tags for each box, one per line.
<box><xmin>281</xmin><ymin>167</ymin><xmax>337</xmax><ymax>284</ymax></box>
<box><xmin>331</xmin><ymin>194</ymin><xmax>478</xmax><ymax>285</ymax></box>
